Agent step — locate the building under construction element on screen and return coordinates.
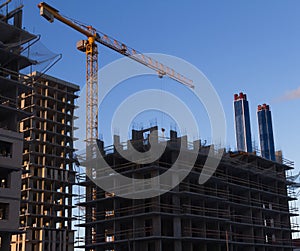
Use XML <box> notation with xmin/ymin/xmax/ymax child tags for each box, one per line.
<box><xmin>78</xmin><ymin>126</ymin><xmax>297</xmax><ymax>251</ymax></box>
<box><xmin>10</xmin><ymin>72</ymin><xmax>79</xmax><ymax>250</ymax></box>
<box><xmin>0</xmin><ymin>1</ymin><xmax>36</xmax><ymax>249</ymax></box>
<box><xmin>0</xmin><ymin>1</ymin><xmax>79</xmax><ymax>250</ymax></box>
<box><xmin>0</xmin><ymin>1</ymin><xmax>298</xmax><ymax>251</ymax></box>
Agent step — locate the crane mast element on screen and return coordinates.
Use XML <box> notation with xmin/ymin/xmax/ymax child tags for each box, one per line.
<box><xmin>84</xmin><ymin>37</ymin><xmax>98</xmax><ymax>157</ymax></box>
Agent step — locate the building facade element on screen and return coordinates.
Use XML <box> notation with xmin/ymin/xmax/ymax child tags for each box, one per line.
<box><xmin>257</xmin><ymin>104</ymin><xmax>276</xmax><ymax>161</ymax></box>
<box><xmin>0</xmin><ymin>3</ymin><xmax>36</xmax><ymax>249</ymax></box>
<box><xmin>234</xmin><ymin>92</ymin><xmax>253</xmax><ymax>153</ymax></box>
<box><xmin>79</xmin><ymin>127</ymin><xmax>296</xmax><ymax>251</ymax></box>
<box><xmin>0</xmin><ymin>128</ymin><xmax>23</xmax><ymax>250</ymax></box>
<box><xmin>11</xmin><ymin>72</ymin><xmax>79</xmax><ymax>250</ymax></box>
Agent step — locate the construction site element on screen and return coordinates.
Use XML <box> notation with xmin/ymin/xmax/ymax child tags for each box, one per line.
<box><xmin>0</xmin><ymin>1</ymin><xmax>79</xmax><ymax>250</ymax></box>
<box><xmin>11</xmin><ymin>72</ymin><xmax>79</xmax><ymax>250</ymax></box>
<box><xmin>0</xmin><ymin>1</ymin><xmax>299</xmax><ymax>251</ymax></box>
<box><xmin>74</xmin><ymin>127</ymin><xmax>298</xmax><ymax>251</ymax></box>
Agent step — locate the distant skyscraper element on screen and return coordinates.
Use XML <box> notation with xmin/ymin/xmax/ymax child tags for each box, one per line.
<box><xmin>234</xmin><ymin>92</ymin><xmax>253</xmax><ymax>152</ymax></box>
<box><xmin>257</xmin><ymin>104</ymin><xmax>276</xmax><ymax>161</ymax></box>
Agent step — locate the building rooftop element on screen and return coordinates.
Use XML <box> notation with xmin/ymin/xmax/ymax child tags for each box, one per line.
<box><xmin>30</xmin><ymin>71</ymin><xmax>80</xmax><ymax>91</ymax></box>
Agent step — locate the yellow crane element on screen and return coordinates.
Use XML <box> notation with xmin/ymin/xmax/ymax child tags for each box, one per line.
<box><xmin>38</xmin><ymin>3</ymin><xmax>194</xmax><ymax>245</ymax></box>
<box><xmin>38</xmin><ymin>2</ymin><xmax>194</xmax><ymax>152</ymax></box>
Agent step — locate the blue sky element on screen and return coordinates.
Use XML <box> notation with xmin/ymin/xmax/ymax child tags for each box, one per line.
<box><xmin>20</xmin><ymin>1</ymin><xmax>300</xmax><ymax>170</ymax></box>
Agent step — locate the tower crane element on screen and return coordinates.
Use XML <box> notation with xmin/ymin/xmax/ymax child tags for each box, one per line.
<box><xmin>38</xmin><ymin>3</ymin><xmax>194</xmax><ymax>245</ymax></box>
<box><xmin>38</xmin><ymin>2</ymin><xmax>194</xmax><ymax>152</ymax></box>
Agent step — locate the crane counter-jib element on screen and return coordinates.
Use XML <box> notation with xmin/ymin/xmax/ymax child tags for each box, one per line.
<box><xmin>38</xmin><ymin>2</ymin><xmax>95</xmax><ymax>38</ymax></box>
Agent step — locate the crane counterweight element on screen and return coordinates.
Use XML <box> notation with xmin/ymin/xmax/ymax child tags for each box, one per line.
<box><xmin>76</xmin><ymin>40</ymin><xmax>87</xmax><ymax>52</ymax></box>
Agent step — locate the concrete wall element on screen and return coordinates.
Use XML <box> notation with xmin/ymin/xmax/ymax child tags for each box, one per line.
<box><xmin>0</xmin><ymin>128</ymin><xmax>23</xmax><ymax>231</ymax></box>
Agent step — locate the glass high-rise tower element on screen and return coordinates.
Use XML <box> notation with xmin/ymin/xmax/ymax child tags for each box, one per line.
<box><xmin>257</xmin><ymin>104</ymin><xmax>276</xmax><ymax>161</ymax></box>
<box><xmin>234</xmin><ymin>92</ymin><xmax>253</xmax><ymax>152</ymax></box>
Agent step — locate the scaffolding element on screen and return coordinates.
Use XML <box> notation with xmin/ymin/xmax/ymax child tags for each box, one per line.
<box><xmin>76</xmin><ymin>127</ymin><xmax>298</xmax><ymax>251</ymax></box>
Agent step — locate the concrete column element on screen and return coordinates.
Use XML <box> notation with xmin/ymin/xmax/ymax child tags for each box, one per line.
<box><xmin>174</xmin><ymin>216</ymin><xmax>182</xmax><ymax>251</ymax></box>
